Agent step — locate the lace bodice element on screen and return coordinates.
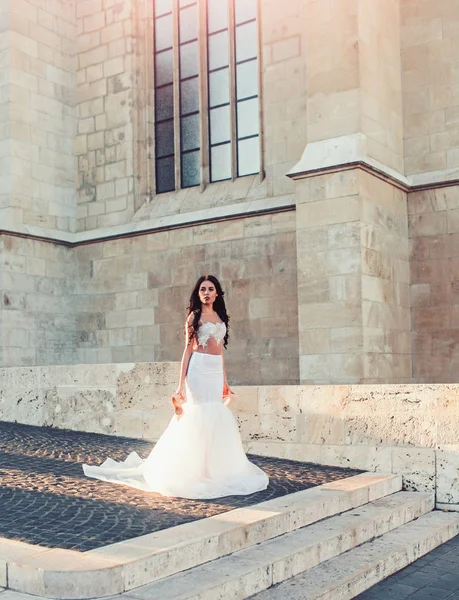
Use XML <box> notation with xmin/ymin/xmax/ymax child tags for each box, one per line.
<box><xmin>197</xmin><ymin>321</ymin><xmax>226</xmax><ymax>349</ymax></box>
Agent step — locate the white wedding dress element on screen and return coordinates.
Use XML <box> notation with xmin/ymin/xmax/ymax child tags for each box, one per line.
<box><xmin>83</xmin><ymin>322</ymin><xmax>269</xmax><ymax>499</ymax></box>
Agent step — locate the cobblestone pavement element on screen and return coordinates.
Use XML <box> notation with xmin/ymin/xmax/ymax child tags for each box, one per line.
<box><xmin>0</xmin><ymin>421</ymin><xmax>362</xmax><ymax>552</ymax></box>
<box><xmin>355</xmin><ymin>533</ymin><xmax>459</xmax><ymax>600</ymax></box>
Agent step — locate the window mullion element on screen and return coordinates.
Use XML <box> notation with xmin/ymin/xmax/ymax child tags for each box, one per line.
<box><xmin>256</xmin><ymin>0</ymin><xmax>264</xmax><ymax>183</ymax></box>
<box><xmin>172</xmin><ymin>0</ymin><xmax>182</xmax><ymax>191</ymax></box>
<box><xmin>228</xmin><ymin>0</ymin><xmax>237</xmax><ymax>181</ymax></box>
<box><xmin>147</xmin><ymin>0</ymin><xmax>156</xmax><ymax>197</ymax></box>
<box><xmin>199</xmin><ymin>0</ymin><xmax>209</xmax><ymax>191</ymax></box>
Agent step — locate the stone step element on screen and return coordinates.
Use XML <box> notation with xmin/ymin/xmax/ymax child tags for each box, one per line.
<box><xmin>5</xmin><ymin>473</ymin><xmax>400</xmax><ymax>599</ymax></box>
<box><xmin>122</xmin><ymin>491</ymin><xmax>432</xmax><ymax>600</ymax></box>
<box><xmin>251</xmin><ymin>510</ymin><xmax>459</xmax><ymax>600</ymax></box>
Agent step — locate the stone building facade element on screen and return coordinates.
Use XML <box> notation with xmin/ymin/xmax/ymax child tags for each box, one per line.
<box><xmin>0</xmin><ymin>0</ymin><xmax>459</xmax><ymax>385</ymax></box>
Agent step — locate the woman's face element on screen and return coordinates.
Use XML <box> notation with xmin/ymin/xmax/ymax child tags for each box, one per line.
<box><xmin>199</xmin><ymin>280</ymin><xmax>218</xmax><ymax>307</ymax></box>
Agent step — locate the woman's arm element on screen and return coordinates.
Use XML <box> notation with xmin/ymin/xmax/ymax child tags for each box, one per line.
<box><xmin>222</xmin><ymin>351</ymin><xmax>235</xmax><ymax>405</ymax></box>
<box><xmin>174</xmin><ymin>315</ymin><xmax>194</xmax><ymax>398</ymax></box>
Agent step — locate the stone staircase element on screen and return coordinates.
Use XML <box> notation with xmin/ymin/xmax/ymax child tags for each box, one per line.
<box><xmin>3</xmin><ymin>473</ymin><xmax>459</xmax><ymax>599</ymax></box>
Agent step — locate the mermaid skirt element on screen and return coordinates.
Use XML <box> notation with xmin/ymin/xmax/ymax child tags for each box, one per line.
<box><xmin>82</xmin><ymin>352</ymin><xmax>269</xmax><ymax>499</ymax></box>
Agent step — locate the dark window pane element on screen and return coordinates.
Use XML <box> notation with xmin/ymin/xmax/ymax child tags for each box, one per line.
<box><xmin>179</xmin><ymin>3</ymin><xmax>198</xmax><ymax>43</ymax></box>
<box><xmin>208</xmin><ymin>30</ymin><xmax>229</xmax><ymax>71</ymax></box>
<box><xmin>208</xmin><ymin>0</ymin><xmax>228</xmax><ymax>33</ymax></box>
<box><xmin>237</xmin><ymin>98</ymin><xmax>259</xmax><ymax>138</ymax></box>
<box><xmin>155</xmin><ymin>0</ymin><xmax>172</xmax><ymax>17</ymax></box>
<box><xmin>156</xmin><ymin>120</ymin><xmax>174</xmax><ymax>158</ymax></box>
<box><xmin>210</xmin><ymin>143</ymin><xmax>231</xmax><ymax>181</ymax></box>
<box><xmin>155</xmin><ymin>84</ymin><xmax>173</xmax><ymax>121</ymax></box>
<box><xmin>238</xmin><ymin>136</ymin><xmax>259</xmax><ymax>176</ymax></box>
<box><xmin>156</xmin><ymin>155</ymin><xmax>175</xmax><ymax>192</ymax></box>
<box><xmin>180</xmin><ymin>77</ymin><xmax>199</xmax><ymax>115</ymax></box>
<box><xmin>155</xmin><ymin>49</ymin><xmax>173</xmax><ymax>86</ymax></box>
<box><xmin>236</xmin><ymin>59</ymin><xmax>257</xmax><ymax>100</ymax></box>
<box><xmin>180</xmin><ymin>40</ymin><xmax>199</xmax><ymax>78</ymax></box>
<box><xmin>235</xmin><ymin>21</ymin><xmax>257</xmax><ymax>62</ymax></box>
<box><xmin>210</xmin><ymin>105</ymin><xmax>231</xmax><ymax>144</ymax></box>
<box><xmin>209</xmin><ymin>68</ymin><xmax>229</xmax><ymax>107</ymax></box>
<box><xmin>181</xmin><ymin>113</ymin><xmax>200</xmax><ymax>151</ymax></box>
<box><xmin>155</xmin><ymin>14</ymin><xmax>173</xmax><ymax>52</ymax></box>
<box><xmin>235</xmin><ymin>0</ymin><xmax>257</xmax><ymax>24</ymax></box>
<box><xmin>181</xmin><ymin>150</ymin><xmax>200</xmax><ymax>187</ymax></box>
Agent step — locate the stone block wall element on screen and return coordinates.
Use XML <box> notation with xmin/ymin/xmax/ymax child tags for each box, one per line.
<box><xmin>75</xmin><ymin>0</ymin><xmax>308</xmax><ymax>232</ymax></box>
<box><xmin>76</xmin><ymin>0</ymin><xmax>137</xmax><ymax>232</ymax></box>
<box><xmin>2</xmin><ymin>0</ymin><xmax>459</xmax><ymax>389</ymax></box>
<box><xmin>359</xmin><ymin>172</ymin><xmax>411</xmax><ymax>381</ymax></box>
<box><xmin>6</xmin><ymin>0</ymin><xmax>77</xmax><ymax>232</ymax></box>
<box><xmin>410</xmin><ymin>185</ymin><xmax>459</xmax><ymax>381</ymax></box>
<box><xmin>0</xmin><ymin>2</ymin><xmax>10</xmax><ymax>222</ymax></box>
<box><xmin>73</xmin><ymin>211</ymin><xmax>299</xmax><ymax>385</ymax></box>
<box><xmin>401</xmin><ymin>0</ymin><xmax>459</xmax><ymax>179</ymax></box>
<box><xmin>1</xmin><ymin>234</ymin><xmax>77</xmax><ymax>367</ymax></box>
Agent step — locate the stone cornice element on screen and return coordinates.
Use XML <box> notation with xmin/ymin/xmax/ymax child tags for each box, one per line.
<box><xmin>287</xmin><ymin>159</ymin><xmax>459</xmax><ymax>193</ymax></box>
<box><xmin>0</xmin><ymin>195</ymin><xmax>295</xmax><ymax>247</ymax></box>
<box><xmin>288</xmin><ymin>159</ymin><xmax>411</xmax><ymax>192</ymax></box>
<box><xmin>287</xmin><ymin>133</ymin><xmax>459</xmax><ymax>193</ymax></box>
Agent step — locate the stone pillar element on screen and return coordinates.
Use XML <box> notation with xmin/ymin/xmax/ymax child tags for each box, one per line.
<box><xmin>292</xmin><ymin>0</ymin><xmax>410</xmax><ymax>383</ymax></box>
<box><xmin>295</xmin><ymin>169</ymin><xmax>411</xmax><ymax>383</ymax></box>
<box><xmin>301</xmin><ymin>0</ymin><xmax>404</xmax><ymax>174</ymax></box>
<box><xmin>295</xmin><ymin>170</ymin><xmax>363</xmax><ymax>382</ymax></box>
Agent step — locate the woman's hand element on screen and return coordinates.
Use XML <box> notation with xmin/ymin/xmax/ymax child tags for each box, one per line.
<box><xmin>174</xmin><ymin>385</ymin><xmax>185</xmax><ymax>399</ymax></box>
<box><xmin>223</xmin><ymin>383</ymin><xmax>235</xmax><ymax>406</ymax></box>
<box><xmin>171</xmin><ymin>388</ymin><xmax>185</xmax><ymax>416</ymax></box>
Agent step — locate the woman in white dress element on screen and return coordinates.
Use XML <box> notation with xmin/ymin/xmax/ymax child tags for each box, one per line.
<box><xmin>83</xmin><ymin>275</ymin><xmax>269</xmax><ymax>499</ymax></box>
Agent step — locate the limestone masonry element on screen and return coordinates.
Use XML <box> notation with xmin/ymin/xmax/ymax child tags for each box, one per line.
<box><xmin>1</xmin><ymin>0</ymin><xmax>459</xmax><ymax>385</ymax></box>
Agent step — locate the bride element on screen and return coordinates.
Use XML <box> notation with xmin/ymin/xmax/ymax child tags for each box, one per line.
<box><xmin>83</xmin><ymin>275</ymin><xmax>269</xmax><ymax>499</ymax></box>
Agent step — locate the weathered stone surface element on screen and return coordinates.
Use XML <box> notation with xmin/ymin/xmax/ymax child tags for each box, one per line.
<box><xmin>391</xmin><ymin>447</ymin><xmax>436</xmax><ymax>493</ymax></box>
<box><xmin>436</xmin><ymin>445</ymin><xmax>459</xmax><ymax>505</ymax></box>
<box><xmin>43</xmin><ymin>387</ymin><xmax>116</xmax><ymax>434</ymax></box>
<box><xmin>116</xmin><ymin>362</ymin><xmax>179</xmax><ymax>413</ymax></box>
<box><xmin>0</xmin><ymin>388</ymin><xmax>46</xmax><ymax>426</ymax></box>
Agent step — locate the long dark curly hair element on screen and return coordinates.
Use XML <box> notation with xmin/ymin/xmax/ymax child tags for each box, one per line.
<box><xmin>186</xmin><ymin>275</ymin><xmax>230</xmax><ymax>348</ymax></box>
